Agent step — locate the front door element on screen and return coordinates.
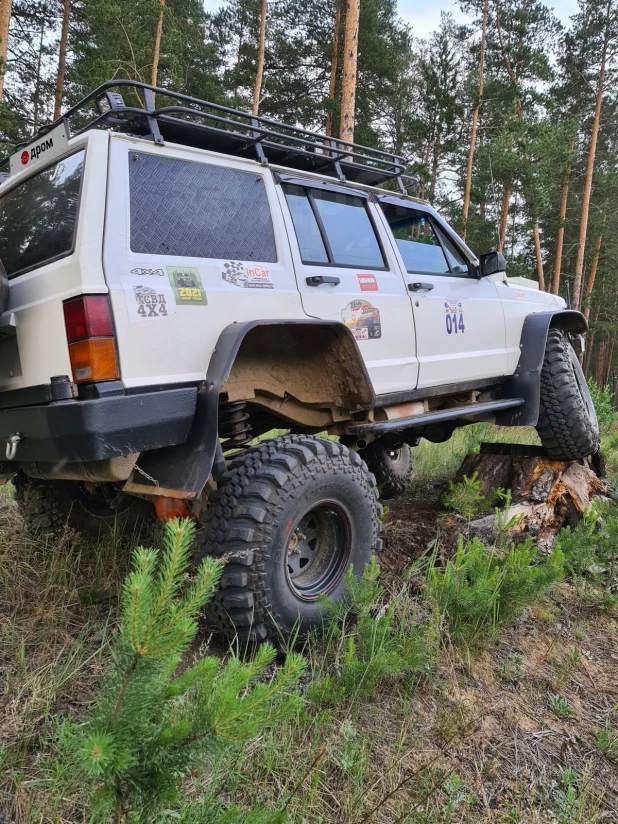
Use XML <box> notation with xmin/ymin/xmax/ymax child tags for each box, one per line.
<box><xmin>276</xmin><ymin>180</ymin><xmax>418</xmax><ymax>396</ymax></box>
<box><xmin>377</xmin><ymin>200</ymin><xmax>508</xmax><ymax>390</ymax></box>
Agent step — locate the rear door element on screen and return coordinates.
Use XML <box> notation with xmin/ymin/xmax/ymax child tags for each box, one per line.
<box><xmin>276</xmin><ymin>178</ymin><xmax>418</xmax><ymax>396</ymax></box>
<box><xmin>376</xmin><ymin>199</ymin><xmax>509</xmax><ymax>389</ymax></box>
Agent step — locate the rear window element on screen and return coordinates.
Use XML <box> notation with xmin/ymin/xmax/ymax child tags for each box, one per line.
<box><xmin>129</xmin><ymin>153</ymin><xmax>277</xmax><ymax>262</ymax></box>
<box><xmin>0</xmin><ymin>150</ymin><xmax>85</xmax><ymax>278</ymax></box>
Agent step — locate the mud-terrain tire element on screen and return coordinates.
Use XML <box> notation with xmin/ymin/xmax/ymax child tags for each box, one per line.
<box><xmin>197</xmin><ymin>434</ymin><xmax>382</xmax><ymax>644</ymax></box>
<box><xmin>363</xmin><ymin>440</ymin><xmax>412</xmax><ymax>499</ymax></box>
<box><xmin>13</xmin><ymin>475</ymin><xmax>154</xmax><ymax>539</ymax></box>
<box><xmin>537</xmin><ymin>328</ymin><xmax>600</xmax><ymax>460</ymax></box>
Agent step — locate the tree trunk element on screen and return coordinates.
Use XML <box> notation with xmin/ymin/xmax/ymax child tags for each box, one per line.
<box><xmin>532</xmin><ymin>222</ymin><xmax>545</xmax><ymax>290</ymax></box>
<box><xmin>151</xmin><ymin>0</ymin><xmax>165</xmax><ymax>88</ymax></box>
<box><xmin>572</xmin><ymin>0</ymin><xmax>611</xmax><ymax>311</ymax></box>
<box><xmin>0</xmin><ymin>0</ymin><xmax>12</xmax><ymax>102</ymax></box>
<box><xmin>53</xmin><ymin>0</ymin><xmax>71</xmax><ymax>120</ymax></box>
<box><xmin>325</xmin><ymin>0</ymin><xmax>342</xmax><ymax>137</ymax></box>
<box><xmin>461</xmin><ymin>0</ymin><xmax>488</xmax><ymax>240</ymax></box>
<box><xmin>498</xmin><ymin>182</ymin><xmax>511</xmax><ymax>251</ymax></box>
<box><xmin>551</xmin><ymin>138</ymin><xmax>575</xmax><ymax>295</ymax></box>
<box><xmin>252</xmin><ymin>0</ymin><xmax>267</xmax><ymax>115</ymax></box>
<box><xmin>32</xmin><ymin>20</ymin><xmax>45</xmax><ymax>132</ymax></box>
<box><xmin>339</xmin><ymin>0</ymin><xmax>360</xmax><ymax>144</ymax></box>
<box><xmin>429</xmin><ymin>132</ymin><xmax>441</xmax><ymax>204</ymax></box>
<box><xmin>583</xmin><ymin>199</ymin><xmax>608</xmax><ymax>321</ymax></box>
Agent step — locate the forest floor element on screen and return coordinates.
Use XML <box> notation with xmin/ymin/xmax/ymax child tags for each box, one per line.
<box><xmin>2</xmin><ymin>425</ymin><xmax>618</xmax><ymax>823</ymax></box>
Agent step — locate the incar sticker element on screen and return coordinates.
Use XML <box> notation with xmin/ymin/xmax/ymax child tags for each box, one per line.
<box><xmin>167</xmin><ymin>266</ymin><xmax>208</xmax><ymax>305</ymax></box>
<box><xmin>444</xmin><ymin>300</ymin><xmax>465</xmax><ymax>335</ymax></box>
<box><xmin>131</xmin><ymin>267</ymin><xmax>165</xmax><ymax>277</ymax></box>
<box><xmin>357</xmin><ymin>273</ymin><xmax>378</xmax><ymax>292</ymax></box>
<box><xmin>341</xmin><ymin>299</ymin><xmax>381</xmax><ymax>340</ymax></box>
<box><xmin>222</xmin><ymin>260</ymin><xmax>274</xmax><ymax>289</ymax></box>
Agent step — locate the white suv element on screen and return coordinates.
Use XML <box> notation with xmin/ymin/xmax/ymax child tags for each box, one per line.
<box><xmin>0</xmin><ymin>81</ymin><xmax>598</xmax><ymax>643</ymax></box>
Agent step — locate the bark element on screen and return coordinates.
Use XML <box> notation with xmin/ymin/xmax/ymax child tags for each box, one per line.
<box><xmin>583</xmin><ymin>199</ymin><xmax>608</xmax><ymax>321</ymax></box>
<box><xmin>53</xmin><ymin>0</ymin><xmax>71</xmax><ymax>120</ymax></box>
<box><xmin>252</xmin><ymin>0</ymin><xmax>267</xmax><ymax>115</ymax></box>
<box><xmin>429</xmin><ymin>132</ymin><xmax>441</xmax><ymax>204</ymax></box>
<box><xmin>584</xmin><ymin>302</ymin><xmax>600</xmax><ymax>376</ymax></box>
<box><xmin>339</xmin><ymin>0</ymin><xmax>360</xmax><ymax>144</ymax></box>
<box><xmin>32</xmin><ymin>20</ymin><xmax>45</xmax><ymax>132</ymax></box>
<box><xmin>532</xmin><ymin>222</ymin><xmax>545</xmax><ymax>290</ymax></box>
<box><xmin>150</xmin><ymin>0</ymin><xmax>165</xmax><ymax>88</ymax></box>
<box><xmin>498</xmin><ymin>182</ymin><xmax>511</xmax><ymax>251</ymax></box>
<box><xmin>573</xmin><ymin>0</ymin><xmax>612</xmax><ymax>311</ymax></box>
<box><xmin>325</xmin><ymin>0</ymin><xmax>342</xmax><ymax>137</ymax></box>
<box><xmin>0</xmin><ymin>0</ymin><xmax>12</xmax><ymax>102</ymax></box>
<box><xmin>551</xmin><ymin>139</ymin><xmax>575</xmax><ymax>295</ymax></box>
<box><xmin>461</xmin><ymin>0</ymin><xmax>488</xmax><ymax>240</ymax></box>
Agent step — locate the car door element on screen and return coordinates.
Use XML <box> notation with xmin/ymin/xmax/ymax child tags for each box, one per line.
<box><xmin>376</xmin><ymin>198</ymin><xmax>509</xmax><ymax>390</ymax></box>
<box><xmin>275</xmin><ymin>177</ymin><xmax>418</xmax><ymax>396</ymax></box>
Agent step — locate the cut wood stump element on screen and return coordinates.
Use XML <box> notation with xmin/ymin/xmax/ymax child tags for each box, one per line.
<box><xmin>453</xmin><ymin>443</ymin><xmax>610</xmax><ymax>551</ymax></box>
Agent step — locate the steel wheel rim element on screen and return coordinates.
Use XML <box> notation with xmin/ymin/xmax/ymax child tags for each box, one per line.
<box><xmin>285</xmin><ymin>501</ymin><xmax>351</xmax><ymax>600</ymax></box>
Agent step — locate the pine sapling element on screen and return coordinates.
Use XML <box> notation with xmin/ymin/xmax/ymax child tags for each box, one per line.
<box><xmin>66</xmin><ymin>518</ymin><xmax>305</xmax><ymax>823</ymax></box>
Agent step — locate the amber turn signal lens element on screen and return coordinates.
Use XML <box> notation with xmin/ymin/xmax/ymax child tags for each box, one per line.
<box><xmin>68</xmin><ymin>338</ymin><xmax>119</xmax><ymax>383</ymax></box>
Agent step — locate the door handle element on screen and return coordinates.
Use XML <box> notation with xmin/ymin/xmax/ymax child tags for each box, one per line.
<box><xmin>306</xmin><ymin>275</ymin><xmax>341</xmax><ymax>287</ymax></box>
<box><xmin>408</xmin><ymin>282</ymin><xmax>435</xmax><ymax>292</ymax></box>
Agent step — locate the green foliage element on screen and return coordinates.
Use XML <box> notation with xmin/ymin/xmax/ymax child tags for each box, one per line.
<box><xmin>441</xmin><ymin>473</ymin><xmax>486</xmax><ymax>521</ymax></box>
<box><xmin>307</xmin><ymin>558</ymin><xmax>436</xmax><ymax>703</ymax></box>
<box><xmin>427</xmin><ymin>535</ymin><xmax>564</xmax><ymax>646</ymax></box>
<box><xmin>588</xmin><ymin>379</ymin><xmax>616</xmax><ymax>428</ymax></box>
<box><xmin>548</xmin><ymin>694</ymin><xmax>574</xmax><ymax>720</ymax></box>
<box><xmin>63</xmin><ymin>519</ymin><xmax>304</xmax><ymax>824</ymax></box>
<box><xmin>555</xmin><ymin>500</ymin><xmax>618</xmax><ymax>587</ymax></box>
<box><xmin>596</xmin><ymin>716</ymin><xmax>618</xmax><ymax>761</ymax></box>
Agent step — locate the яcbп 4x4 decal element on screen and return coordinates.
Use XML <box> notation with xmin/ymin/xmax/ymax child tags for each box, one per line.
<box><xmin>133</xmin><ymin>285</ymin><xmax>169</xmax><ymax>319</ymax></box>
<box><xmin>167</xmin><ymin>266</ymin><xmax>208</xmax><ymax>305</ymax></box>
<box><xmin>341</xmin><ymin>300</ymin><xmax>381</xmax><ymax>340</ymax></box>
<box><xmin>222</xmin><ymin>260</ymin><xmax>274</xmax><ymax>289</ymax></box>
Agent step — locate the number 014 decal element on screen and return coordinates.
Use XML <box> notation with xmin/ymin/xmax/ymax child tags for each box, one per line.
<box><xmin>445</xmin><ymin>301</ymin><xmax>465</xmax><ymax>335</ymax></box>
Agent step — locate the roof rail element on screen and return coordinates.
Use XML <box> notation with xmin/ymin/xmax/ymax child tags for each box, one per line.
<box><xmin>0</xmin><ymin>80</ymin><xmax>419</xmax><ymax>192</ymax></box>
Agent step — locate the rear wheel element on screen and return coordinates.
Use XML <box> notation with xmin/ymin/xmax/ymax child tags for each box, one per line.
<box><xmin>363</xmin><ymin>439</ymin><xmax>412</xmax><ymax>499</ymax></box>
<box><xmin>13</xmin><ymin>475</ymin><xmax>154</xmax><ymax>539</ymax></box>
<box><xmin>197</xmin><ymin>434</ymin><xmax>382</xmax><ymax>644</ymax></box>
<box><xmin>537</xmin><ymin>328</ymin><xmax>600</xmax><ymax>460</ymax></box>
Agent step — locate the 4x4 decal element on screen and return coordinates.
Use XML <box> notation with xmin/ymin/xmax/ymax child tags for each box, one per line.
<box><xmin>133</xmin><ymin>284</ymin><xmax>169</xmax><ymax>318</ymax></box>
<box><xmin>222</xmin><ymin>260</ymin><xmax>274</xmax><ymax>289</ymax></box>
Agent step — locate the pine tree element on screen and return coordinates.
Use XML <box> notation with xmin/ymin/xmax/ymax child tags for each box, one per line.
<box><xmin>66</xmin><ymin>518</ymin><xmax>304</xmax><ymax>824</ymax></box>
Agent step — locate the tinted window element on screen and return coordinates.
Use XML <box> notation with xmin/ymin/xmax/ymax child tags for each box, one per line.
<box><xmin>129</xmin><ymin>153</ymin><xmax>277</xmax><ymax>261</ymax></box>
<box><xmin>284</xmin><ymin>184</ymin><xmax>328</xmax><ymax>263</ymax></box>
<box><xmin>283</xmin><ymin>185</ymin><xmax>385</xmax><ymax>268</ymax></box>
<box><xmin>0</xmin><ymin>150</ymin><xmax>84</xmax><ymax>277</ymax></box>
<box><xmin>381</xmin><ymin>204</ymin><xmax>449</xmax><ymax>274</ymax></box>
<box><xmin>435</xmin><ymin>224</ymin><xmax>470</xmax><ymax>276</ymax></box>
<box><xmin>312</xmin><ymin>189</ymin><xmax>385</xmax><ymax>268</ymax></box>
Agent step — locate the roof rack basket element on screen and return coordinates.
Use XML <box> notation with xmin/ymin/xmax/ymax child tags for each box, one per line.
<box><xmin>1</xmin><ymin>80</ymin><xmax>418</xmax><ymax>193</ymax></box>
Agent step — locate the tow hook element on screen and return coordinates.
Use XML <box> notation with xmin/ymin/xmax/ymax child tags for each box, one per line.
<box><xmin>6</xmin><ymin>433</ymin><xmax>21</xmax><ymax>461</ymax></box>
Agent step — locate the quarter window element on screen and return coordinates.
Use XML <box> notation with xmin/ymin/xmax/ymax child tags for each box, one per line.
<box><xmin>129</xmin><ymin>153</ymin><xmax>277</xmax><ymax>261</ymax></box>
<box><xmin>283</xmin><ymin>184</ymin><xmax>385</xmax><ymax>269</ymax></box>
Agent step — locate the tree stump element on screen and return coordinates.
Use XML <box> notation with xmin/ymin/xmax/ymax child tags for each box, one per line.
<box><xmin>453</xmin><ymin>443</ymin><xmax>609</xmax><ymax>550</ymax></box>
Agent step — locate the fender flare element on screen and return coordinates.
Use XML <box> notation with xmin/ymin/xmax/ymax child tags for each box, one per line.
<box><xmin>124</xmin><ymin>319</ymin><xmax>374</xmax><ymax>499</ymax></box>
<box><xmin>496</xmin><ymin>309</ymin><xmax>588</xmax><ymax>427</ymax></box>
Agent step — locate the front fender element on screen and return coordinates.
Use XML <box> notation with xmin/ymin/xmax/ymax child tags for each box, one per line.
<box><xmin>496</xmin><ymin>310</ymin><xmax>588</xmax><ymax>427</ymax></box>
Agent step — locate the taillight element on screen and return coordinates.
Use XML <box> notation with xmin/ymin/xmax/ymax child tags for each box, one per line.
<box><xmin>63</xmin><ymin>295</ymin><xmax>119</xmax><ymax>383</ymax></box>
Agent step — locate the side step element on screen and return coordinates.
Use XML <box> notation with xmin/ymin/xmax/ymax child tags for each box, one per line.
<box><xmin>346</xmin><ymin>398</ymin><xmax>525</xmax><ymax>438</ymax></box>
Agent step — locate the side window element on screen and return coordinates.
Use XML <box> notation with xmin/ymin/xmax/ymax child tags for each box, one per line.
<box><xmin>283</xmin><ymin>184</ymin><xmax>386</xmax><ymax>269</ymax></box>
<box><xmin>380</xmin><ymin>203</ymin><xmax>449</xmax><ymax>275</ymax></box>
<box><xmin>435</xmin><ymin>224</ymin><xmax>470</xmax><ymax>276</ymax></box>
<box><xmin>129</xmin><ymin>153</ymin><xmax>277</xmax><ymax>261</ymax></box>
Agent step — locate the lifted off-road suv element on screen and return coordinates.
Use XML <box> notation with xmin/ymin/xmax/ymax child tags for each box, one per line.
<box><xmin>0</xmin><ymin>81</ymin><xmax>599</xmax><ymax>642</ymax></box>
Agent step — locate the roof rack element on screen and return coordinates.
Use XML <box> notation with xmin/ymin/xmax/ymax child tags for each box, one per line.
<box><xmin>0</xmin><ymin>80</ymin><xmax>419</xmax><ymax>193</ymax></box>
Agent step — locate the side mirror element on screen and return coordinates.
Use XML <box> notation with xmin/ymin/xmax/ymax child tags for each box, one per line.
<box><xmin>478</xmin><ymin>250</ymin><xmax>507</xmax><ymax>278</ymax></box>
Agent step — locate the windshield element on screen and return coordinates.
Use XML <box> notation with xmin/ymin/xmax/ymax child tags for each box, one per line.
<box><xmin>0</xmin><ymin>150</ymin><xmax>84</xmax><ymax>278</ymax></box>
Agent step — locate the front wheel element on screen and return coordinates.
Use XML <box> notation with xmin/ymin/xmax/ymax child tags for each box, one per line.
<box><xmin>536</xmin><ymin>328</ymin><xmax>600</xmax><ymax>460</ymax></box>
<box><xmin>198</xmin><ymin>434</ymin><xmax>382</xmax><ymax>644</ymax></box>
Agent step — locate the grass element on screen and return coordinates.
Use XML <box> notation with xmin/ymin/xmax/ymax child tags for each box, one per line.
<box><xmin>3</xmin><ymin>425</ymin><xmax>618</xmax><ymax>822</ymax></box>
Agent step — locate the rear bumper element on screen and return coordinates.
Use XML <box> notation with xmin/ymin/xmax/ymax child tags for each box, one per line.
<box><xmin>0</xmin><ymin>386</ymin><xmax>198</xmax><ymax>464</ymax></box>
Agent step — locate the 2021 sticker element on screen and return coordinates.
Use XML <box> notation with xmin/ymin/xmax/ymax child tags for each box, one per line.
<box><xmin>167</xmin><ymin>266</ymin><xmax>208</xmax><ymax>305</ymax></box>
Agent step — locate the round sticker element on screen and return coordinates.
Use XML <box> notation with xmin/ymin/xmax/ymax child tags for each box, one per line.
<box><xmin>20</xmin><ymin>151</ymin><xmax>29</xmax><ymax>165</ymax></box>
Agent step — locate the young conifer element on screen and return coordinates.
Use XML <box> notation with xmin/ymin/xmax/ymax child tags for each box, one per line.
<box><xmin>68</xmin><ymin>518</ymin><xmax>304</xmax><ymax>823</ymax></box>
